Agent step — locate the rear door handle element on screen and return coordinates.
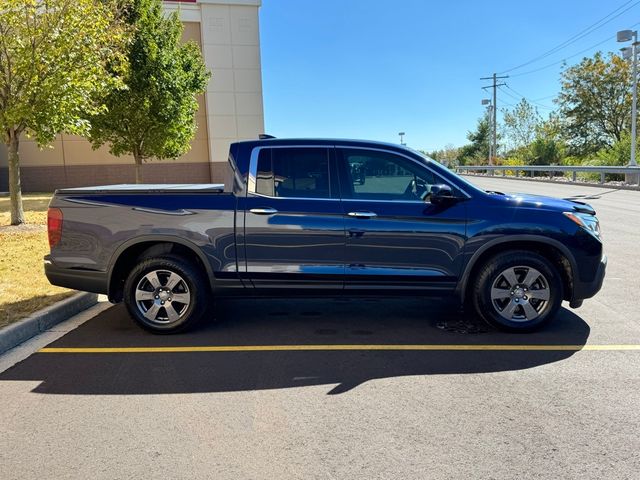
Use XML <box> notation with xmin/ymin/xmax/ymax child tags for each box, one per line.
<box><xmin>347</xmin><ymin>211</ymin><xmax>377</xmax><ymax>219</ymax></box>
<box><xmin>250</xmin><ymin>207</ymin><xmax>278</xmax><ymax>215</ymax></box>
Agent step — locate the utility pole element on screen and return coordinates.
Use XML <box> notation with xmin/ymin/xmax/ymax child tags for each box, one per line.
<box><xmin>481</xmin><ymin>99</ymin><xmax>493</xmax><ymax>163</ymax></box>
<box><xmin>481</xmin><ymin>73</ymin><xmax>508</xmax><ymax>165</ymax></box>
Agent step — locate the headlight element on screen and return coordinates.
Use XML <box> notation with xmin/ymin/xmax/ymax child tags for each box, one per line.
<box><xmin>563</xmin><ymin>211</ymin><xmax>601</xmax><ymax>239</ymax></box>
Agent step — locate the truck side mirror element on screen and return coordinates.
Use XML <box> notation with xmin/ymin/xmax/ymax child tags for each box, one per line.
<box><xmin>429</xmin><ymin>184</ymin><xmax>456</xmax><ymax>204</ymax></box>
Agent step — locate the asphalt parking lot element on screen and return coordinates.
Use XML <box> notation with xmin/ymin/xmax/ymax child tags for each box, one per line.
<box><xmin>1</xmin><ymin>177</ymin><xmax>639</xmax><ymax>479</ymax></box>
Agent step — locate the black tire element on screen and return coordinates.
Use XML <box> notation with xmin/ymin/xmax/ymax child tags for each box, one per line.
<box><xmin>123</xmin><ymin>255</ymin><xmax>210</xmax><ymax>334</ymax></box>
<box><xmin>471</xmin><ymin>250</ymin><xmax>563</xmax><ymax>333</ymax></box>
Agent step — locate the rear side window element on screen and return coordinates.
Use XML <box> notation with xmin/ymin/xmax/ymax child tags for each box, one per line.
<box><xmin>255</xmin><ymin>148</ymin><xmax>331</xmax><ymax>199</ymax></box>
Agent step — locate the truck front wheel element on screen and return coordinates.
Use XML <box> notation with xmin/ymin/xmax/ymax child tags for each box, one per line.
<box><xmin>472</xmin><ymin>251</ymin><xmax>563</xmax><ymax>332</ymax></box>
<box><xmin>123</xmin><ymin>255</ymin><xmax>209</xmax><ymax>334</ymax></box>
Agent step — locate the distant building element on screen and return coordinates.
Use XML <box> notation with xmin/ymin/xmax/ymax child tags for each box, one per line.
<box><xmin>0</xmin><ymin>0</ymin><xmax>264</xmax><ymax>191</ymax></box>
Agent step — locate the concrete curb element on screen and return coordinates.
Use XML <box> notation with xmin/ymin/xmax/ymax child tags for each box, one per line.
<box><xmin>0</xmin><ymin>292</ymin><xmax>98</xmax><ymax>355</ymax></box>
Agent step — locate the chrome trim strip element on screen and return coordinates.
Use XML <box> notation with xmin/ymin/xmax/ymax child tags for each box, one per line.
<box><xmin>247</xmin><ymin>143</ymin><xmax>472</xmax><ymax>201</ymax></box>
<box><xmin>341</xmin><ymin>198</ymin><xmax>426</xmax><ymax>204</ymax></box>
<box><xmin>348</xmin><ymin>211</ymin><xmax>378</xmax><ymax>218</ymax></box>
<box><xmin>249</xmin><ymin>207</ymin><xmax>278</xmax><ymax>215</ymax></box>
<box><xmin>63</xmin><ymin>198</ymin><xmax>115</xmax><ymax>207</ymax></box>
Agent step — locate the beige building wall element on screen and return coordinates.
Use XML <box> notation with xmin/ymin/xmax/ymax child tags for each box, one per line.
<box><xmin>0</xmin><ymin>0</ymin><xmax>264</xmax><ymax>191</ymax></box>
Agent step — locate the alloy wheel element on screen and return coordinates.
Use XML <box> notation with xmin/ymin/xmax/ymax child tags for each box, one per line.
<box><xmin>135</xmin><ymin>269</ymin><xmax>191</xmax><ymax>324</ymax></box>
<box><xmin>490</xmin><ymin>266</ymin><xmax>551</xmax><ymax>322</ymax></box>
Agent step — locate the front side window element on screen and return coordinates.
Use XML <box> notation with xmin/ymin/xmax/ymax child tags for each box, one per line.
<box><xmin>255</xmin><ymin>148</ymin><xmax>331</xmax><ymax>199</ymax></box>
<box><xmin>339</xmin><ymin>149</ymin><xmax>437</xmax><ymax>201</ymax></box>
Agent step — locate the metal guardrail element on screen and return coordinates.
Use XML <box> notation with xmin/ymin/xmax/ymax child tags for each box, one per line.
<box><xmin>456</xmin><ymin>164</ymin><xmax>640</xmax><ymax>186</ymax></box>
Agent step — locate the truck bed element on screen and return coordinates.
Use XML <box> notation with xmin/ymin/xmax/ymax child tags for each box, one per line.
<box><xmin>55</xmin><ymin>183</ymin><xmax>225</xmax><ymax>194</ymax></box>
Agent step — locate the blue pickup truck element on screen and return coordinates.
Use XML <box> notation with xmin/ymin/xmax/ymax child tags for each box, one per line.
<box><xmin>45</xmin><ymin>138</ymin><xmax>606</xmax><ymax>333</ymax></box>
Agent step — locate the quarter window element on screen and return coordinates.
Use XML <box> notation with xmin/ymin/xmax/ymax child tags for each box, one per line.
<box><xmin>255</xmin><ymin>148</ymin><xmax>331</xmax><ymax>199</ymax></box>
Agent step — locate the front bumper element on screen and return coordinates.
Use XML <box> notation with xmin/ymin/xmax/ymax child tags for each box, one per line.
<box><xmin>571</xmin><ymin>255</ymin><xmax>607</xmax><ymax>305</ymax></box>
<box><xmin>44</xmin><ymin>256</ymin><xmax>108</xmax><ymax>295</ymax></box>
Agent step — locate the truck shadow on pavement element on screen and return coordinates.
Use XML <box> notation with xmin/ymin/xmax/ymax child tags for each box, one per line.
<box><xmin>0</xmin><ymin>298</ymin><xmax>590</xmax><ymax>395</ymax></box>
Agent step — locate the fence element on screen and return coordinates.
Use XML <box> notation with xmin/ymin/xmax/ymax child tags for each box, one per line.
<box><xmin>455</xmin><ymin>165</ymin><xmax>640</xmax><ymax>187</ymax></box>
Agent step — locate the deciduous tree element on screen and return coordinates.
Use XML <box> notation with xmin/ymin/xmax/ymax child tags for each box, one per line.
<box><xmin>88</xmin><ymin>0</ymin><xmax>210</xmax><ymax>183</ymax></box>
<box><xmin>557</xmin><ymin>52</ymin><xmax>631</xmax><ymax>156</ymax></box>
<box><xmin>502</xmin><ymin>99</ymin><xmax>541</xmax><ymax>152</ymax></box>
<box><xmin>0</xmin><ymin>0</ymin><xmax>126</xmax><ymax>225</ymax></box>
<box><xmin>423</xmin><ymin>144</ymin><xmax>460</xmax><ymax>166</ymax></box>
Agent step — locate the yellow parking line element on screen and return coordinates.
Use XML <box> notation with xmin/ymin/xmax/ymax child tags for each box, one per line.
<box><xmin>38</xmin><ymin>344</ymin><xmax>640</xmax><ymax>353</ymax></box>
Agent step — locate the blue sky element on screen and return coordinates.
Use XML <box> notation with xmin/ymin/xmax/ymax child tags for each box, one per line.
<box><xmin>259</xmin><ymin>0</ymin><xmax>640</xmax><ymax>151</ymax></box>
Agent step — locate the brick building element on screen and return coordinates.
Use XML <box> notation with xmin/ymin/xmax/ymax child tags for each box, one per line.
<box><xmin>0</xmin><ymin>0</ymin><xmax>264</xmax><ymax>192</ymax></box>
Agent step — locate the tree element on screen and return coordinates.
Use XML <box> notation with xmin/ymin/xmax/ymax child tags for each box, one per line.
<box><xmin>557</xmin><ymin>52</ymin><xmax>631</xmax><ymax>156</ymax></box>
<box><xmin>0</xmin><ymin>0</ymin><xmax>126</xmax><ymax>225</ymax></box>
<box><xmin>423</xmin><ymin>144</ymin><xmax>460</xmax><ymax>166</ymax></box>
<box><xmin>526</xmin><ymin>137</ymin><xmax>561</xmax><ymax>165</ymax></box>
<box><xmin>458</xmin><ymin>114</ymin><xmax>492</xmax><ymax>165</ymax></box>
<box><xmin>89</xmin><ymin>0</ymin><xmax>210</xmax><ymax>183</ymax></box>
<box><xmin>501</xmin><ymin>112</ymin><xmax>565</xmax><ymax>166</ymax></box>
<box><xmin>501</xmin><ymin>99</ymin><xmax>541</xmax><ymax>153</ymax></box>
<box><xmin>528</xmin><ymin>114</ymin><xmax>565</xmax><ymax>165</ymax></box>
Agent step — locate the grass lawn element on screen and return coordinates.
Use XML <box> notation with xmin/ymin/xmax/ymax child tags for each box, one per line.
<box><xmin>0</xmin><ymin>194</ymin><xmax>73</xmax><ymax>328</ymax></box>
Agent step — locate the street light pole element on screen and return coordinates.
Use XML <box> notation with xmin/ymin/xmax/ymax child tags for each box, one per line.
<box><xmin>398</xmin><ymin>132</ymin><xmax>406</xmax><ymax>146</ymax></box>
<box><xmin>618</xmin><ymin>30</ymin><xmax>639</xmax><ymax>168</ymax></box>
<box><xmin>631</xmin><ymin>33</ymin><xmax>638</xmax><ymax>167</ymax></box>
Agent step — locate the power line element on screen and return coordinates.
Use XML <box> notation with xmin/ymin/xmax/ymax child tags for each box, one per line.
<box><xmin>497</xmin><ymin>85</ymin><xmax>555</xmax><ymax>111</ymax></box>
<box><xmin>491</xmin><ymin>87</ymin><xmax>517</xmax><ymax>107</ymax></box>
<box><xmin>509</xmin><ymin>35</ymin><xmax>615</xmax><ymax>77</ymax></box>
<box><xmin>501</xmin><ymin>0</ymin><xmax>638</xmax><ymax>73</ymax></box>
<box><xmin>532</xmin><ymin>94</ymin><xmax>557</xmax><ymax>101</ymax></box>
<box><xmin>497</xmin><ymin>85</ymin><xmax>521</xmax><ymax>102</ymax></box>
<box><xmin>505</xmin><ymin>85</ymin><xmax>555</xmax><ymax>109</ymax></box>
<box><xmin>499</xmin><ymin>0</ymin><xmax>640</xmax><ymax>74</ymax></box>
<box><xmin>509</xmin><ymin>21</ymin><xmax>640</xmax><ymax>78</ymax></box>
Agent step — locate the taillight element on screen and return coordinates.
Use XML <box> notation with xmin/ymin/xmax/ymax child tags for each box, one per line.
<box><xmin>47</xmin><ymin>208</ymin><xmax>63</xmax><ymax>248</ymax></box>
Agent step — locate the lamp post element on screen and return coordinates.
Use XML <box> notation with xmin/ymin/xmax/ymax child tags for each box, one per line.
<box><xmin>618</xmin><ymin>30</ymin><xmax>639</xmax><ymax>183</ymax></box>
<box><xmin>398</xmin><ymin>132</ymin><xmax>406</xmax><ymax>146</ymax></box>
<box><xmin>482</xmin><ymin>99</ymin><xmax>493</xmax><ymax>164</ymax></box>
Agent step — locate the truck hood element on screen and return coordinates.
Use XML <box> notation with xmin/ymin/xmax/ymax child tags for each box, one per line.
<box><xmin>492</xmin><ymin>192</ymin><xmax>596</xmax><ymax>215</ymax></box>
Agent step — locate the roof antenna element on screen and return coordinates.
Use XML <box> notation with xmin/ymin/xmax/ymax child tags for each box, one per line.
<box><xmin>258</xmin><ymin>133</ymin><xmax>276</xmax><ymax>140</ymax></box>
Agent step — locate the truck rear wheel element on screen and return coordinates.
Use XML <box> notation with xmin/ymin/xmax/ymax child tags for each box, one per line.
<box><xmin>123</xmin><ymin>255</ymin><xmax>209</xmax><ymax>334</ymax></box>
<box><xmin>472</xmin><ymin>250</ymin><xmax>563</xmax><ymax>332</ymax></box>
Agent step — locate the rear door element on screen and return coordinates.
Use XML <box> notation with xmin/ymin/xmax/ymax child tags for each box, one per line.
<box><xmin>242</xmin><ymin>146</ymin><xmax>345</xmax><ymax>290</ymax></box>
<box><xmin>336</xmin><ymin>147</ymin><xmax>467</xmax><ymax>291</ymax></box>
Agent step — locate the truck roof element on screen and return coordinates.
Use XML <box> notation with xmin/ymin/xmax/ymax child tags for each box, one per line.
<box><xmin>233</xmin><ymin>137</ymin><xmax>418</xmax><ymax>153</ymax></box>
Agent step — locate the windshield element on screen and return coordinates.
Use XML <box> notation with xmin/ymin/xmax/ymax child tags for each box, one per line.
<box><xmin>412</xmin><ymin>149</ymin><xmax>487</xmax><ymax>195</ymax></box>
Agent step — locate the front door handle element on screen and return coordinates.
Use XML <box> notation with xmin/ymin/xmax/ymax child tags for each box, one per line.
<box><xmin>347</xmin><ymin>211</ymin><xmax>377</xmax><ymax>219</ymax></box>
<box><xmin>250</xmin><ymin>207</ymin><xmax>278</xmax><ymax>215</ymax></box>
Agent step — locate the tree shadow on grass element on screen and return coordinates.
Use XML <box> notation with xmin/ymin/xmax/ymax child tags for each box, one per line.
<box><xmin>0</xmin><ymin>297</ymin><xmax>590</xmax><ymax>395</ymax></box>
<box><xmin>0</xmin><ymin>293</ymin><xmax>74</xmax><ymax>329</ymax></box>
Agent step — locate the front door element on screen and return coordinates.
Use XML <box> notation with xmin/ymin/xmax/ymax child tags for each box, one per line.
<box><xmin>336</xmin><ymin>147</ymin><xmax>467</xmax><ymax>291</ymax></box>
<box><xmin>242</xmin><ymin>146</ymin><xmax>345</xmax><ymax>290</ymax></box>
